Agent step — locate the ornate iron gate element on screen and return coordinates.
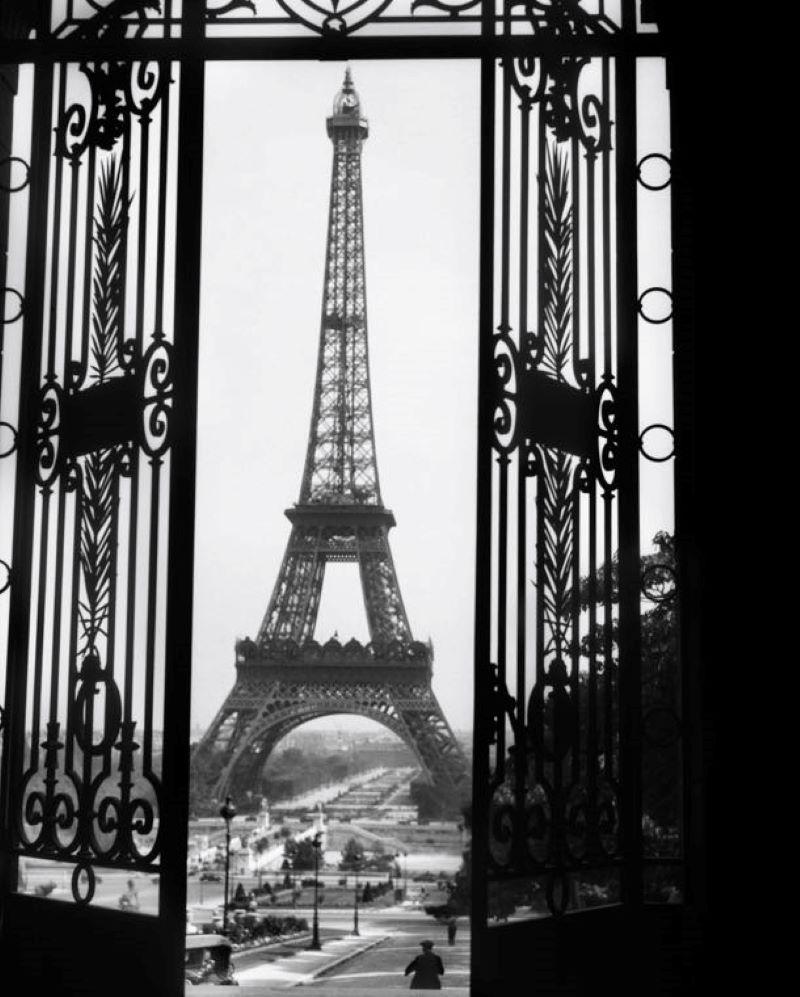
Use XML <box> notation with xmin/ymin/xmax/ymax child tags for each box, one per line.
<box><xmin>0</xmin><ymin>3</ymin><xmax>692</xmax><ymax>995</ymax></box>
<box><xmin>0</xmin><ymin>4</ymin><xmax>200</xmax><ymax>993</ymax></box>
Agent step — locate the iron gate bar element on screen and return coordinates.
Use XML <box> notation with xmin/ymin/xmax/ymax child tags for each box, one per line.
<box><xmin>0</xmin><ymin>57</ymin><xmax>53</xmax><ymax>909</ymax></box>
<box><xmin>471</xmin><ymin>45</ymin><xmax>495</xmax><ymax>997</ymax></box>
<box><xmin>0</xmin><ymin>33</ymin><xmax>670</xmax><ymax>65</ymax></box>
<box><xmin>613</xmin><ymin>13</ymin><xmax>642</xmax><ymax>907</ymax></box>
<box><xmin>667</xmin><ymin>21</ymin><xmax>703</xmax><ymax>918</ymax></box>
<box><xmin>158</xmin><ymin>5</ymin><xmax>205</xmax><ymax>993</ymax></box>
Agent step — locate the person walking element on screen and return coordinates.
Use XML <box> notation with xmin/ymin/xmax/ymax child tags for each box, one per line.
<box><xmin>404</xmin><ymin>939</ymin><xmax>444</xmax><ymax>990</ymax></box>
<box><xmin>446</xmin><ymin>916</ymin><xmax>457</xmax><ymax>945</ymax></box>
<box><xmin>119</xmin><ymin>878</ymin><xmax>139</xmax><ymax>911</ymax></box>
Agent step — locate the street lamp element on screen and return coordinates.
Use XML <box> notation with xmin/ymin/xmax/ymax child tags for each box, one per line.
<box><xmin>310</xmin><ymin>831</ymin><xmax>323</xmax><ymax>950</ymax></box>
<box><xmin>352</xmin><ymin>856</ymin><xmax>361</xmax><ymax>937</ymax></box>
<box><xmin>220</xmin><ymin>795</ymin><xmax>237</xmax><ymax>934</ymax></box>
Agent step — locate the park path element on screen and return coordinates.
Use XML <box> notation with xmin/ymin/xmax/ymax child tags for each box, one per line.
<box><xmin>187</xmin><ymin>909</ymin><xmax>469</xmax><ymax>995</ymax></box>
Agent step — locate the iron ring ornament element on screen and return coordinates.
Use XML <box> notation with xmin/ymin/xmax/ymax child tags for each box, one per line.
<box><xmin>0</xmin><ymin>421</ymin><xmax>18</xmax><ymax>458</ymax></box>
<box><xmin>3</xmin><ymin>287</ymin><xmax>25</xmax><ymax>324</ymax></box>
<box><xmin>0</xmin><ymin>156</ymin><xmax>31</xmax><ymax>193</ymax></box>
<box><xmin>637</xmin><ymin>286</ymin><xmax>673</xmax><ymax>324</ymax></box>
<box><xmin>638</xmin><ymin>423</ymin><xmax>674</xmax><ymax>463</ymax></box>
<box><xmin>637</xmin><ymin>153</ymin><xmax>672</xmax><ymax>191</ymax></box>
<box><xmin>0</xmin><ymin>558</ymin><xmax>10</xmax><ymax>594</ymax></box>
<box><xmin>71</xmin><ymin>862</ymin><xmax>97</xmax><ymax>906</ymax></box>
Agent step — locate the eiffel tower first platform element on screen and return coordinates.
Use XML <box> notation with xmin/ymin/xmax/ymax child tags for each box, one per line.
<box><xmin>194</xmin><ymin>70</ymin><xmax>470</xmax><ymax>818</ymax></box>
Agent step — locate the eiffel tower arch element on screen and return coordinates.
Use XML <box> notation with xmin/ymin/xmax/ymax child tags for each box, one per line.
<box><xmin>194</xmin><ymin>70</ymin><xmax>470</xmax><ymax>818</ymax></box>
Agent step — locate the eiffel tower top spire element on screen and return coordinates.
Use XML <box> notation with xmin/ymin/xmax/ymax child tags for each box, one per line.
<box><xmin>298</xmin><ymin>68</ymin><xmax>378</xmax><ymax>507</ymax></box>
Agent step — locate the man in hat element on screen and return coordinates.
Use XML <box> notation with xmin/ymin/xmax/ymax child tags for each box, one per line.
<box><xmin>404</xmin><ymin>939</ymin><xmax>445</xmax><ymax>989</ymax></box>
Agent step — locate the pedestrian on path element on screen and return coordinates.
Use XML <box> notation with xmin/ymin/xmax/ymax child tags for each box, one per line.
<box><xmin>118</xmin><ymin>878</ymin><xmax>139</xmax><ymax>912</ymax></box>
<box><xmin>405</xmin><ymin>939</ymin><xmax>444</xmax><ymax>989</ymax></box>
<box><xmin>446</xmin><ymin>916</ymin><xmax>457</xmax><ymax>945</ymax></box>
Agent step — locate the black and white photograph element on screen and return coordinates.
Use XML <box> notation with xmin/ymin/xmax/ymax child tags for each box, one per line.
<box><xmin>0</xmin><ymin>3</ymin><xmax>728</xmax><ymax>995</ymax></box>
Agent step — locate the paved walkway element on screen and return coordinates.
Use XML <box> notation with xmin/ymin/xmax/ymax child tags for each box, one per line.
<box><xmin>188</xmin><ymin>930</ymin><xmax>389</xmax><ymax>994</ymax></box>
<box><xmin>187</xmin><ymin>925</ymin><xmax>469</xmax><ymax>995</ymax></box>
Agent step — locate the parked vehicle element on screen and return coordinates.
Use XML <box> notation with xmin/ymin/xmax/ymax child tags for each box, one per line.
<box><xmin>184</xmin><ymin>934</ymin><xmax>237</xmax><ymax>986</ymax></box>
<box><xmin>200</xmin><ymin>871</ymin><xmax>222</xmax><ymax>882</ymax></box>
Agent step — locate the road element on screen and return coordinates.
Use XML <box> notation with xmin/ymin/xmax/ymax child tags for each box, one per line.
<box><xmin>189</xmin><ymin>905</ymin><xmax>468</xmax><ymax>995</ymax></box>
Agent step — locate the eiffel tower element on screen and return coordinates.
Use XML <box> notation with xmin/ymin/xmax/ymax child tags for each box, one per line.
<box><xmin>194</xmin><ymin>69</ymin><xmax>469</xmax><ymax>818</ymax></box>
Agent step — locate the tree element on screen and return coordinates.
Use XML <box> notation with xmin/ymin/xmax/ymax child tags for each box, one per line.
<box><xmin>284</xmin><ymin>835</ymin><xmax>322</xmax><ymax>871</ymax></box>
<box><xmin>339</xmin><ymin>837</ymin><xmax>365</xmax><ymax>870</ymax></box>
<box><xmin>578</xmin><ymin>531</ymin><xmax>680</xmax><ymax>838</ymax></box>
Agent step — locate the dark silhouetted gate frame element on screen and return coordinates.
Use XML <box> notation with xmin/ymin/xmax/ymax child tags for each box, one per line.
<box><xmin>0</xmin><ymin>3</ymin><xmax>706</xmax><ymax>995</ymax></box>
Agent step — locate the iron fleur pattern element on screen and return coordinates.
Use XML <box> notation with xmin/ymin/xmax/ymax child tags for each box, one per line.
<box><xmin>7</xmin><ymin>44</ymin><xmax>176</xmax><ymax>905</ymax></box>
<box><xmin>194</xmin><ymin>72</ymin><xmax>469</xmax><ymax>815</ymax></box>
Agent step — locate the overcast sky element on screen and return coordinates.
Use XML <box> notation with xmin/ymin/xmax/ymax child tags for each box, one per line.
<box><xmin>192</xmin><ymin>61</ymin><xmax>481</xmax><ymax>733</ymax></box>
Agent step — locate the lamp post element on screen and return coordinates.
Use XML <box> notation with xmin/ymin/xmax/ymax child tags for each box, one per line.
<box><xmin>403</xmin><ymin>850</ymin><xmax>408</xmax><ymax>898</ymax></box>
<box><xmin>310</xmin><ymin>831</ymin><xmax>322</xmax><ymax>950</ymax></box>
<box><xmin>352</xmin><ymin>857</ymin><xmax>361</xmax><ymax>936</ymax></box>
<box><xmin>220</xmin><ymin>796</ymin><xmax>237</xmax><ymax>934</ymax></box>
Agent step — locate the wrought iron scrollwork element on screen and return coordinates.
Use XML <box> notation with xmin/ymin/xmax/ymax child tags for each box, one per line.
<box><xmin>68</xmin><ymin>1</ymin><xmax>163</xmax><ymax>42</ymax></box>
<box><xmin>411</xmin><ymin>0</ymin><xmax>481</xmax><ymax>16</ymax></box>
<box><xmin>56</xmin><ymin>60</ymin><xmax>170</xmax><ymax>160</ymax></box>
<box><xmin>507</xmin><ymin>3</ymin><xmax>614</xmax><ymax>155</ymax></box>
<box><xmin>15</xmin><ymin>77</ymin><xmax>171</xmax><ymax>894</ymax></box>
<box><xmin>206</xmin><ymin>1</ymin><xmax>257</xmax><ymax>17</ymax></box>
<box><xmin>206</xmin><ymin>0</ymin><xmax>481</xmax><ymax>35</ymax></box>
<box><xmin>493</xmin><ymin>328</ymin><xmax>520</xmax><ymax>454</ymax></box>
<box><xmin>19</xmin><ymin>648</ymin><xmax>161</xmax><ymax>894</ymax></box>
<box><xmin>595</xmin><ymin>376</ymin><xmax>617</xmax><ymax>492</ymax></box>
<box><xmin>35</xmin><ymin>380</ymin><xmax>64</xmax><ymax>487</ymax></box>
<box><xmin>140</xmin><ymin>337</ymin><xmax>173</xmax><ymax>457</ymax></box>
<box><xmin>273</xmin><ymin>0</ymin><xmax>394</xmax><ymax>35</ymax></box>
<box><xmin>512</xmin><ymin>0</ymin><xmax>616</xmax><ymax>37</ymax></box>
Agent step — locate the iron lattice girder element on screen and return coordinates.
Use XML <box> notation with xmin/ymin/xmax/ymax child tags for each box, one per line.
<box><xmin>301</xmin><ymin>118</ymin><xmax>379</xmax><ymax>507</ymax></box>
<box><xmin>256</xmin><ymin>504</ymin><xmax>412</xmax><ymax>644</ymax></box>
<box><xmin>197</xmin><ymin>661</ymin><xmax>468</xmax><ymax>805</ymax></box>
